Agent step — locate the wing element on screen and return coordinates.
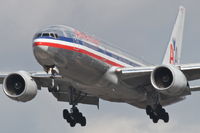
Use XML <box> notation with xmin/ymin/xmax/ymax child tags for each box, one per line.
<box><xmin>180</xmin><ymin>63</ymin><xmax>200</xmax><ymax>81</ymax></box>
<box><xmin>117</xmin><ymin>66</ymin><xmax>154</xmax><ymax>87</ymax></box>
<box><xmin>0</xmin><ymin>71</ymin><xmax>99</xmax><ymax>107</ymax></box>
<box><xmin>33</xmin><ymin>72</ymin><xmax>99</xmax><ymax>107</ymax></box>
<box><xmin>117</xmin><ymin>64</ymin><xmax>200</xmax><ymax>91</ymax></box>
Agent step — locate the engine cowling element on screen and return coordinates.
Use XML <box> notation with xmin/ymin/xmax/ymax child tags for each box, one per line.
<box><xmin>3</xmin><ymin>71</ymin><xmax>38</xmax><ymax>102</ymax></box>
<box><xmin>151</xmin><ymin>65</ymin><xmax>189</xmax><ymax>96</ymax></box>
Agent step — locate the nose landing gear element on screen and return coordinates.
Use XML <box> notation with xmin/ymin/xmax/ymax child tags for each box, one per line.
<box><xmin>44</xmin><ymin>65</ymin><xmax>60</xmax><ymax>92</ymax></box>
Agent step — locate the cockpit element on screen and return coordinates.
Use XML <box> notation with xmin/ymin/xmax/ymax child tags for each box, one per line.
<box><xmin>33</xmin><ymin>25</ymin><xmax>75</xmax><ymax>39</ymax></box>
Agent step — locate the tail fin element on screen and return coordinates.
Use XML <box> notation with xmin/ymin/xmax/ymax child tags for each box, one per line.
<box><xmin>162</xmin><ymin>6</ymin><xmax>185</xmax><ymax>65</ymax></box>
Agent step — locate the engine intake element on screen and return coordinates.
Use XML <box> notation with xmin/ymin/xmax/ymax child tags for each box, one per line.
<box><xmin>153</xmin><ymin>66</ymin><xmax>173</xmax><ymax>88</ymax></box>
<box><xmin>3</xmin><ymin>71</ymin><xmax>38</xmax><ymax>102</ymax></box>
<box><xmin>151</xmin><ymin>65</ymin><xmax>189</xmax><ymax>96</ymax></box>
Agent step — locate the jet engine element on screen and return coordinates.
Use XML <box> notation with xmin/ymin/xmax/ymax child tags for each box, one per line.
<box><xmin>3</xmin><ymin>71</ymin><xmax>38</xmax><ymax>102</ymax></box>
<box><xmin>151</xmin><ymin>65</ymin><xmax>189</xmax><ymax>96</ymax></box>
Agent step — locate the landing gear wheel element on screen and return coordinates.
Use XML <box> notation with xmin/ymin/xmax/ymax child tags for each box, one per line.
<box><xmin>63</xmin><ymin>109</ymin><xmax>73</xmax><ymax>123</ymax></box>
<box><xmin>163</xmin><ymin>113</ymin><xmax>169</xmax><ymax>123</ymax></box>
<box><xmin>146</xmin><ymin>104</ymin><xmax>169</xmax><ymax>123</ymax></box>
<box><xmin>80</xmin><ymin>116</ymin><xmax>86</xmax><ymax>126</ymax></box>
<box><xmin>63</xmin><ymin>109</ymin><xmax>69</xmax><ymax>119</ymax></box>
<box><xmin>63</xmin><ymin>107</ymin><xmax>87</xmax><ymax>127</ymax></box>
<box><xmin>70</xmin><ymin>120</ymin><xmax>76</xmax><ymax>127</ymax></box>
<box><xmin>152</xmin><ymin>115</ymin><xmax>159</xmax><ymax>123</ymax></box>
<box><xmin>63</xmin><ymin>86</ymin><xmax>88</xmax><ymax>127</ymax></box>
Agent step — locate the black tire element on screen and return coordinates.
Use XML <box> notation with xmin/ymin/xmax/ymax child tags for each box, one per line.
<box><xmin>160</xmin><ymin>108</ymin><xmax>166</xmax><ymax>114</ymax></box>
<box><xmin>80</xmin><ymin>116</ymin><xmax>86</xmax><ymax>126</ymax></box>
<box><xmin>152</xmin><ymin>115</ymin><xmax>159</xmax><ymax>123</ymax></box>
<box><xmin>63</xmin><ymin>109</ymin><xmax>69</xmax><ymax>119</ymax></box>
<box><xmin>163</xmin><ymin>113</ymin><xmax>169</xmax><ymax>123</ymax></box>
<box><xmin>70</xmin><ymin>120</ymin><xmax>76</xmax><ymax>127</ymax></box>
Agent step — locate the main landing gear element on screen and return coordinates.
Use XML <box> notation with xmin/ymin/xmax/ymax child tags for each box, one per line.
<box><xmin>146</xmin><ymin>104</ymin><xmax>169</xmax><ymax>123</ymax></box>
<box><xmin>63</xmin><ymin>106</ymin><xmax>86</xmax><ymax>127</ymax></box>
<box><xmin>63</xmin><ymin>87</ymin><xmax>87</xmax><ymax>127</ymax></box>
<box><xmin>145</xmin><ymin>89</ymin><xmax>169</xmax><ymax>123</ymax></box>
<box><xmin>44</xmin><ymin>65</ymin><xmax>87</xmax><ymax>127</ymax></box>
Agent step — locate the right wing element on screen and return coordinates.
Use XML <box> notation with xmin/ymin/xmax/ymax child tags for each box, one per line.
<box><xmin>32</xmin><ymin>72</ymin><xmax>99</xmax><ymax>107</ymax></box>
<box><xmin>0</xmin><ymin>71</ymin><xmax>99</xmax><ymax>107</ymax></box>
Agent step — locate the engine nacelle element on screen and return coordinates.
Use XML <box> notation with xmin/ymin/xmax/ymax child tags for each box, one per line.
<box><xmin>151</xmin><ymin>65</ymin><xmax>189</xmax><ymax>96</ymax></box>
<box><xmin>3</xmin><ymin>71</ymin><xmax>38</xmax><ymax>102</ymax></box>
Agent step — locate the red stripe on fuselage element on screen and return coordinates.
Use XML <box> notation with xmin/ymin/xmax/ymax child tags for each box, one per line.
<box><xmin>34</xmin><ymin>42</ymin><xmax>125</xmax><ymax>67</ymax></box>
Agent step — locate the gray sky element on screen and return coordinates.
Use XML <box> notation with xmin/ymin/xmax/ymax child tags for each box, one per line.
<box><xmin>0</xmin><ymin>0</ymin><xmax>200</xmax><ymax>132</ymax></box>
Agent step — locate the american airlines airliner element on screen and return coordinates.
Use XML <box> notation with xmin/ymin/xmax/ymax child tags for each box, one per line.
<box><xmin>1</xmin><ymin>6</ymin><xmax>200</xmax><ymax>127</ymax></box>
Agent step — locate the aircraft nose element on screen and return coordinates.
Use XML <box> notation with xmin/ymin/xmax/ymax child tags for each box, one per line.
<box><xmin>34</xmin><ymin>42</ymin><xmax>48</xmax><ymax>51</ymax></box>
<box><xmin>33</xmin><ymin>42</ymin><xmax>49</xmax><ymax>60</ymax></box>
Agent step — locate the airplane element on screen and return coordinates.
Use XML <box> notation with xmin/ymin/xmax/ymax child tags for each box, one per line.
<box><xmin>1</xmin><ymin>6</ymin><xmax>200</xmax><ymax>127</ymax></box>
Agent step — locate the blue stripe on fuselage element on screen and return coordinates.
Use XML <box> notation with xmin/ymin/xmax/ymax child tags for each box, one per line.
<box><xmin>36</xmin><ymin>36</ymin><xmax>141</xmax><ymax>67</ymax></box>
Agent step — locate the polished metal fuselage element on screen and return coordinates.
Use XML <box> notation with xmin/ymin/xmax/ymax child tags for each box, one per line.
<box><xmin>33</xmin><ymin>42</ymin><xmax>151</xmax><ymax>108</ymax></box>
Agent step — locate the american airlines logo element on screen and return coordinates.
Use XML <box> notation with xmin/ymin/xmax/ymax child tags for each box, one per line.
<box><xmin>169</xmin><ymin>38</ymin><xmax>176</xmax><ymax>64</ymax></box>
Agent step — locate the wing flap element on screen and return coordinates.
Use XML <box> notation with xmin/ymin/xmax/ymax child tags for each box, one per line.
<box><xmin>190</xmin><ymin>86</ymin><xmax>200</xmax><ymax>92</ymax></box>
<box><xmin>31</xmin><ymin>72</ymin><xmax>99</xmax><ymax>106</ymax></box>
<box><xmin>118</xmin><ymin>66</ymin><xmax>154</xmax><ymax>79</ymax></box>
<box><xmin>52</xmin><ymin>91</ymin><xmax>99</xmax><ymax>106</ymax></box>
<box><xmin>117</xmin><ymin>66</ymin><xmax>154</xmax><ymax>87</ymax></box>
<box><xmin>180</xmin><ymin>63</ymin><xmax>200</xmax><ymax>81</ymax></box>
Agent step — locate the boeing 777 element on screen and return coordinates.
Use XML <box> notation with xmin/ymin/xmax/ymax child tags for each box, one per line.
<box><xmin>1</xmin><ymin>6</ymin><xmax>200</xmax><ymax>127</ymax></box>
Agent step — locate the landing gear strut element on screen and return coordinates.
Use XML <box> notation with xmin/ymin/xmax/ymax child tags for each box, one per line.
<box><xmin>44</xmin><ymin>66</ymin><xmax>87</xmax><ymax>127</ymax></box>
<box><xmin>145</xmin><ymin>89</ymin><xmax>169</xmax><ymax>123</ymax></box>
<box><xmin>44</xmin><ymin>65</ymin><xmax>60</xmax><ymax>92</ymax></box>
<box><xmin>146</xmin><ymin>104</ymin><xmax>169</xmax><ymax>123</ymax></box>
<box><xmin>63</xmin><ymin>87</ymin><xmax>87</xmax><ymax>127</ymax></box>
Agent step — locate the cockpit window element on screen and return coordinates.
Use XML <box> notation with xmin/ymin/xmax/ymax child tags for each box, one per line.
<box><xmin>34</xmin><ymin>25</ymin><xmax>75</xmax><ymax>39</ymax></box>
<box><xmin>35</xmin><ymin>32</ymin><xmax>59</xmax><ymax>38</ymax></box>
<box><xmin>42</xmin><ymin>33</ymin><xmax>50</xmax><ymax>37</ymax></box>
<box><xmin>50</xmin><ymin>33</ymin><xmax>55</xmax><ymax>38</ymax></box>
<box><xmin>34</xmin><ymin>33</ymin><xmax>42</xmax><ymax>38</ymax></box>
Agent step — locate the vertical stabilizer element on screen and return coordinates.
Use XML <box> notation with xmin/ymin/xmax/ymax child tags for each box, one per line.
<box><xmin>162</xmin><ymin>6</ymin><xmax>185</xmax><ymax>65</ymax></box>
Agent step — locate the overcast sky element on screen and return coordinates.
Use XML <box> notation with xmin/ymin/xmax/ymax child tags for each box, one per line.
<box><xmin>0</xmin><ymin>0</ymin><xmax>200</xmax><ymax>133</ymax></box>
